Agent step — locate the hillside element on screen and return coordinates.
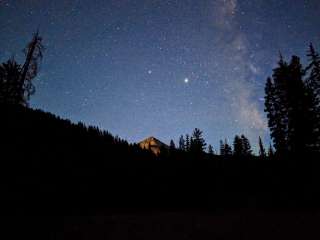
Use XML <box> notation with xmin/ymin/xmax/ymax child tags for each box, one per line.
<box><xmin>1</xmin><ymin>104</ymin><xmax>320</xmax><ymax>239</ymax></box>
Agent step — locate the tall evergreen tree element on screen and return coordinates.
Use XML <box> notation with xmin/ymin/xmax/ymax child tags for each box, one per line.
<box><xmin>258</xmin><ymin>136</ymin><xmax>266</xmax><ymax>158</ymax></box>
<box><xmin>223</xmin><ymin>139</ymin><xmax>233</xmax><ymax>156</ymax></box>
<box><xmin>169</xmin><ymin>139</ymin><xmax>176</xmax><ymax>151</ymax></box>
<box><xmin>306</xmin><ymin>43</ymin><xmax>320</xmax><ymax>150</ymax></box>
<box><xmin>178</xmin><ymin>135</ymin><xmax>185</xmax><ymax>151</ymax></box>
<box><xmin>265</xmin><ymin>76</ymin><xmax>287</xmax><ymax>155</ymax></box>
<box><xmin>0</xmin><ymin>59</ymin><xmax>22</xmax><ymax>105</ymax></box>
<box><xmin>233</xmin><ymin>135</ymin><xmax>243</xmax><ymax>156</ymax></box>
<box><xmin>208</xmin><ymin>144</ymin><xmax>214</xmax><ymax>155</ymax></box>
<box><xmin>241</xmin><ymin>135</ymin><xmax>252</xmax><ymax>156</ymax></box>
<box><xmin>265</xmin><ymin>54</ymin><xmax>315</xmax><ymax>154</ymax></box>
<box><xmin>0</xmin><ymin>32</ymin><xmax>44</xmax><ymax>106</ymax></box>
<box><xmin>286</xmin><ymin>56</ymin><xmax>314</xmax><ymax>153</ymax></box>
<box><xmin>185</xmin><ymin>134</ymin><xmax>190</xmax><ymax>152</ymax></box>
<box><xmin>220</xmin><ymin>140</ymin><xmax>225</xmax><ymax>156</ymax></box>
<box><xmin>268</xmin><ymin>144</ymin><xmax>275</xmax><ymax>158</ymax></box>
<box><xmin>190</xmin><ymin>128</ymin><xmax>206</xmax><ymax>155</ymax></box>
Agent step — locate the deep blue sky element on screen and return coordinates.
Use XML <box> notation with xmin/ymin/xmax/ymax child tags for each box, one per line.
<box><xmin>1</xmin><ymin>0</ymin><xmax>319</xmax><ymax>150</ymax></box>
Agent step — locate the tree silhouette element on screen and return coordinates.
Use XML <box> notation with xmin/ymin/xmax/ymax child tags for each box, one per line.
<box><xmin>190</xmin><ymin>128</ymin><xmax>206</xmax><ymax>155</ymax></box>
<box><xmin>0</xmin><ymin>59</ymin><xmax>23</xmax><ymax>105</ymax></box>
<box><xmin>241</xmin><ymin>135</ymin><xmax>252</xmax><ymax>156</ymax></box>
<box><xmin>258</xmin><ymin>136</ymin><xmax>266</xmax><ymax>158</ymax></box>
<box><xmin>306</xmin><ymin>43</ymin><xmax>320</xmax><ymax>150</ymax></box>
<box><xmin>0</xmin><ymin>32</ymin><xmax>44</xmax><ymax>106</ymax></box>
<box><xmin>220</xmin><ymin>139</ymin><xmax>232</xmax><ymax>156</ymax></box>
<box><xmin>265</xmin><ymin>54</ymin><xmax>316</xmax><ymax>155</ymax></box>
<box><xmin>185</xmin><ymin>134</ymin><xmax>190</xmax><ymax>152</ymax></box>
<box><xmin>233</xmin><ymin>135</ymin><xmax>243</xmax><ymax>156</ymax></box>
<box><xmin>178</xmin><ymin>135</ymin><xmax>185</xmax><ymax>151</ymax></box>
<box><xmin>220</xmin><ymin>140</ymin><xmax>225</xmax><ymax>156</ymax></box>
<box><xmin>265</xmin><ymin>76</ymin><xmax>287</xmax><ymax>155</ymax></box>
<box><xmin>268</xmin><ymin>144</ymin><xmax>275</xmax><ymax>158</ymax></box>
<box><xmin>170</xmin><ymin>139</ymin><xmax>176</xmax><ymax>151</ymax></box>
<box><xmin>207</xmin><ymin>144</ymin><xmax>214</xmax><ymax>155</ymax></box>
<box><xmin>232</xmin><ymin>134</ymin><xmax>252</xmax><ymax>157</ymax></box>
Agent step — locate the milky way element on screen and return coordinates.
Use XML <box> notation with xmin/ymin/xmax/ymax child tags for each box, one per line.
<box><xmin>1</xmin><ymin>0</ymin><xmax>319</xmax><ymax>150</ymax></box>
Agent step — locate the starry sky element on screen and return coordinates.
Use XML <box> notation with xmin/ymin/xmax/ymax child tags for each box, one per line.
<box><xmin>1</xmin><ymin>0</ymin><xmax>320</xmax><ymax>150</ymax></box>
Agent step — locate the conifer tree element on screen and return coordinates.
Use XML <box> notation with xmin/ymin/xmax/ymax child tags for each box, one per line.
<box><xmin>0</xmin><ymin>32</ymin><xmax>44</xmax><ymax>106</ymax></box>
<box><xmin>258</xmin><ymin>136</ymin><xmax>266</xmax><ymax>158</ymax></box>
<box><xmin>233</xmin><ymin>135</ymin><xmax>243</xmax><ymax>156</ymax></box>
<box><xmin>220</xmin><ymin>140</ymin><xmax>225</xmax><ymax>156</ymax></box>
<box><xmin>241</xmin><ymin>135</ymin><xmax>252</xmax><ymax>156</ymax></box>
<box><xmin>265</xmin><ymin>55</ymin><xmax>290</xmax><ymax>155</ymax></box>
<box><xmin>190</xmin><ymin>128</ymin><xmax>206</xmax><ymax>155</ymax></box>
<box><xmin>224</xmin><ymin>139</ymin><xmax>233</xmax><ymax>156</ymax></box>
<box><xmin>178</xmin><ymin>135</ymin><xmax>185</xmax><ymax>151</ymax></box>
<box><xmin>208</xmin><ymin>144</ymin><xmax>214</xmax><ymax>155</ymax></box>
<box><xmin>169</xmin><ymin>139</ymin><xmax>176</xmax><ymax>150</ymax></box>
<box><xmin>0</xmin><ymin>59</ymin><xmax>22</xmax><ymax>105</ymax></box>
<box><xmin>185</xmin><ymin>134</ymin><xmax>190</xmax><ymax>152</ymax></box>
<box><xmin>265</xmin><ymin>54</ymin><xmax>315</xmax><ymax>154</ymax></box>
<box><xmin>268</xmin><ymin>144</ymin><xmax>275</xmax><ymax>158</ymax></box>
<box><xmin>306</xmin><ymin>43</ymin><xmax>320</xmax><ymax>150</ymax></box>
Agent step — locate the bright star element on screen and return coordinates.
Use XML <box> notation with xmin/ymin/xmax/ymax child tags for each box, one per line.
<box><xmin>184</xmin><ymin>78</ymin><xmax>189</xmax><ymax>83</ymax></box>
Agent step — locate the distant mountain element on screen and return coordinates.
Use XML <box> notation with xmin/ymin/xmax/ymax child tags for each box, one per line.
<box><xmin>138</xmin><ymin>136</ymin><xmax>169</xmax><ymax>155</ymax></box>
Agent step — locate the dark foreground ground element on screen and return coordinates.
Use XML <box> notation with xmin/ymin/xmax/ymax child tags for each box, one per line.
<box><xmin>1</xmin><ymin>105</ymin><xmax>320</xmax><ymax>239</ymax></box>
<box><xmin>3</xmin><ymin>209</ymin><xmax>320</xmax><ymax>240</ymax></box>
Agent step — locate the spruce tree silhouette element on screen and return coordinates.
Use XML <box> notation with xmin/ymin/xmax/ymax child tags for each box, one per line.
<box><xmin>220</xmin><ymin>139</ymin><xmax>232</xmax><ymax>156</ymax></box>
<box><xmin>233</xmin><ymin>135</ymin><xmax>243</xmax><ymax>156</ymax></box>
<box><xmin>232</xmin><ymin>135</ymin><xmax>252</xmax><ymax>157</ymax></box>
<box><xmin>265</xmin><ymin>54</ymin><xmax>316</xmax><ymax>155</ymax></box>
<box><xmin>306</xmin><ymin>44</ymin><xmax>320</xmax><ymax>151</ymax></box>
<box><xmin>258</xmin><ymin>136</ymin><xmax>266</xmax><ymax>158</ymax></box>
<box><xmin>207</xmin><ymin>144</ymin><xmax>214</xmax><ymax>155</ymax></box>
<box><xmin>170</xmin><ymin>139</ymin><xmax>176</xmax><ymax>151</ymax></box>
<box><xmin>241</xmin><ymin>135</ymin><xmax>252</xmax><ymax>156</ymax></box>
<box><xmin>0</xmin><ymin>59</ymin><xmax>22</xmax><ymax>105</ymax></box>
<box><xmin>220</xmin><ymin>140</ymin><xmax>225</xmax><ymax>156</ymax></box>
<box><xmin>0</xmin><ymin>31</ymin><xmax>44</xmax><ymax>106</ymax></box>
<box><xmin>189</xmin><ymin>128</ymin><xmax>206</xmax><ymax>156</ymax></box>
<box><xmin>185</xmin><ymin>134</ymin><xmax>190</xmax><ymax>152</ymax></box>
<box><xmin>179</xmin><ymin>135</ymin><xmax>185</xmax><ymax>151</ymax></box>
<box><xmin>265</xmin><ymin>56</ymin><xmax>289</xmax><ymax>155</ymax></box>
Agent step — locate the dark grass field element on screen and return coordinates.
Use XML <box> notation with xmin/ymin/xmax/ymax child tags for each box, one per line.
<box><xmin>4</xmin><ymin>209</ymin><xmax>319</xmax><ymax>240</ymax></box>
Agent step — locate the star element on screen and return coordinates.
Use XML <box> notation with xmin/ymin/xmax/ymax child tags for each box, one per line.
<box><xmin>184</xmin><ymin>78</ymin><xmax>189</xmax><ymax>84</ymax></box>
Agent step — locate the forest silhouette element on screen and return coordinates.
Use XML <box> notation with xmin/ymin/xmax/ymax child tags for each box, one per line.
<box><xmin>1</xmin><ymin>33</ymin><xmax>320</xmax><ymax>239</ymax></box>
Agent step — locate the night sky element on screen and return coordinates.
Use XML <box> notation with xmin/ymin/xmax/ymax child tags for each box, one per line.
<box><xmin>1</xmin><ymin>0</ymin><xmax>319</xmax><ymax>150</ymax></box>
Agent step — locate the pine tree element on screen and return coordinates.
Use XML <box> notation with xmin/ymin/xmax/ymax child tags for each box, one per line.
<box><xmin>0</xmin><ymin>32</ymin><xmax>44</xmax><ymax>106</ymax></box>
<box><xmin>265</xmin><ymin>54</ymin><xmax>315</xmax><ymax>154</ymax></box>
<box><xmin>233</xmin><ymin>135</ymin><xmax>243</xmax><ymax>156</ymax></box>
<box><xmin>169</xmin><ymin>139</ymin><xmax>176</xmax><ymax>150</ymax></box>
<box><xmin>220</xmin><ymin>140</ymin><xmax>225</xmax><ymax>156</ymax></box>
<box><xmin>185</xmin><ymin>134</ymin><xmax>190</xmax><ymax>152</ymax></box>
<box><xmin>190</xmin><ymin>128</ymin><xmax>206</xmax><ymax>155</ymax></box>
<box><xmin>178</xmin><ymin>135</ymin><xmax>185</xmax><ymax>151</ymax></box>
<box><xmin>268</xmin><ymin>144</ymin><xmax>275</xmax><ymax>158</ymax></box>
<box><xmin>241</xmin><ymin>135</ymin><xmax>252</xmax><ymax>156</ymax></box>
<box><xmin>208</xmin><ymin>144</ymin><xmax>214</xmax><ymax>155</ymax></box>
<box><xmin>0</xmin><ymin>59</ymin><xmax>23</xmax><ymax>105</ymax></box>
<box><xmin>306</xmin><ymin>43</ymin><xmax>320</xmax><ymax>151</ymax></box>
<box><xmin>265</xmin><ymin>76</ymin><xmax>287</xmax><ymax>155</ymax></box>
<box><xmin>286</xmin><ymin>56</ymin><xmax>313</xmax><ymax>153</ymax></box>
<box><xmin>224</xmin><ymin>139</ymin><xmax>233</xmax><ymax>156</ymax></box>
<box><xmin>258</xmin><ymin>136</ymin><xmax>266</xmax><ymax>158</ymax></box>
<box><xmin>265</xmin><ymin>55</ymin><xmax>290</xmax><ymax>155</ymax></box>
